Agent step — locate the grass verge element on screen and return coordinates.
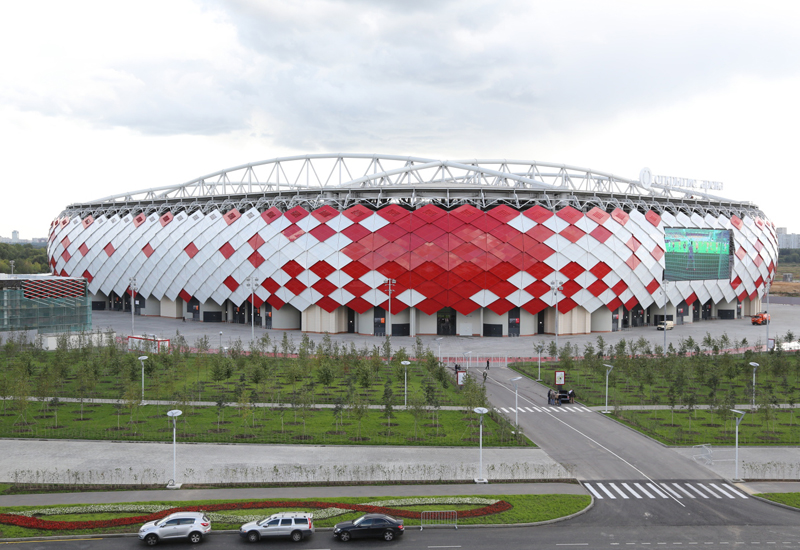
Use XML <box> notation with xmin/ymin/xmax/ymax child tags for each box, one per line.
<box><xmin>757</xmin><ymin>493</ymin><xmax>800</xmax><ymax>507</ymax></box>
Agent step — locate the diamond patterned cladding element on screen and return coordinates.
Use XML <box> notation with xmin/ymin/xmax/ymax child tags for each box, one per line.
<box><xmin>219</xmin><ymin>242</ymin><xmax>235</xmax><ymax>259</ymax></box>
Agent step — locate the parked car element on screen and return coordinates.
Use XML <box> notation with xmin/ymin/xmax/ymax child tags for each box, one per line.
<box><xmin>333</xmin><ymin>513</ymin><xmax>404</xmax><ymax>542</ymax></box>
<box><xmin>239</xmin><ymin>512</ymin><xmax>315</xmax><ymax>543</ymax></box>
<box><xmin>751</xmin><ymin>312</ymin><xmax>770</xmax><ymax>325</ymax></box>
<box><xmin>656</xmin><ymin>320</ymin><xmax>674</xmax><ymax>330</ymax></box>
<box><xmin>138</xmin><ymin>511</ymin><xmax>211</xmax><ymax>546</ymax></box>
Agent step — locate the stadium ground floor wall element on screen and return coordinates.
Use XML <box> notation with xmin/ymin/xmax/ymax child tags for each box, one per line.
<box><xmin>88</xmin><ymin>290</ymin><xmax>766</xmax><ymax>338</ymax></box>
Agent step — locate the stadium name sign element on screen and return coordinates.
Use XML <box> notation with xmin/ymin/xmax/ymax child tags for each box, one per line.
<box><xmin>654</xmin><ymin>174</ymin><xmax>723</xmax><ymax>192</ymax></box>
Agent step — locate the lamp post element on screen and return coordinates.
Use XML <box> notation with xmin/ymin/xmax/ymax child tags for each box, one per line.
<box><xmin>219</xmin><ymin>331</ymin><xmax>223</xmax><ymax>353</ymax></box>
<box><xmin>474</xmin><ymin>407</ymin><xmax>488</xmax><ymax>483</ymax></box>
<box><xmin>435</xmin><ymin>337</ymin><xmax>443</xmax><ymax>364</ymax></box>
<box><xmin>535</xmin><ymin>343</ymin><xmax>543</xmax><ymax>381</ymax></box>
<box><xmin>166</xmin><ymin>409</ymin><xmax>182</xmax><ymax>488</ymax></box>
<box><xmin>244</xmin><ymin>276</ymin><xmax>256</xmax><ymax>345</ymax></box>
<box><xmin>510</xmin><ymin>377</ymin><xmax>522</xmax><ymax>427</ymax></box>
<box><xmin>383</xmin><ymin>278</ymin><xmax>396</xmax><ymax>337</ymax></box>
<box><xmin>138</xmin><ymin>355</ymin><xmax>148</xmax><ymax>402</ymax></box>
<box><xmin>9</xmin><ymin>260</ymin><xmax>14</xmax><ymax>275</ymax></box>
<box><xmin>465</xmin><ymin>351</ymin><xmax>472</xmax><ymax>372</ymax></box>
<box><xmin>129</xmin><ymin>276</ymin><xmax>137</xmax><ymax>336</ymax></box>
<box><xmin>662</xmin><ymin>279</ymin><xmax>669</xmax><ymax>353</ymax></box>
<box><xmin>551</xmin><ymin>280</ymin><xmax>563</xmax><ymax>350</ymax></box>
<box><xmin>730</xmin><ymin>409</ymin><xmax>746</xmax><ymax>481</ymax></box>
<box><xmin>401</xmin><ymin>360</ymin><xmax>410</xmax><ymax>407</ymax></box>
<box><xmin>749</xmin><ymin>362</ymin><xmax>759</xmax><ymax>409</ymax></box>
<box><xmin>765</xmin><ymin>281</ymin><xmax>771</xmax><ymax>350</ymax></box>
<box><xmin>603</xmin><ymin>363</ymin><xmax>614</xmax><ymax>414</ymax></box>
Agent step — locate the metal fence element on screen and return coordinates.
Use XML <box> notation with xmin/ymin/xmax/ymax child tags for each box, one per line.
<box><xmin>420</xmin><ymin>510</ymin><xmax>458</xmax><ymax>530</ymax></box>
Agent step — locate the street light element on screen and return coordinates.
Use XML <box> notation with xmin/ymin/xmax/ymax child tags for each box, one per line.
<box><xmin>765</xmin><ymin>281</ymin><xmax>771</xmax><ymax>350</ymax></box>
<box><xmin>730</xmin><ymin>409</ymin><xmax>746</xmax><ymax>482</ymax></box>
<box><xmin>749</xmin><ymin>362</ymin><xmax>759</xmax><ymax>409</ymax></box>
<box><xmin>401</xmin><ymin>360</ymin><xmax>410</xmax><ymax>407</ymax></box>
<box><xmin>9</xmin><ymin>260</ymin><xmax>14</xmax><ymax>275</ymax></box>
<box><xmin>129</xmin><ymin>276</ymin><xmax>138</xmax><ymax>336</ymax></box>
<box><xmin>219</xmin><ymin>331</ymin><xmax>223</xmax><ymax>353</ymax></box>
<box><xmin>551</xmin><ymin>280</ymin><xmax>563</xmax><ymax>350</ymax></box>
<box><xmin>465</xmin><ymin>351</ymin><xmax>473</xmax><ymax>372</ymax></box>
<box><xmin>138</xmin><ymin>356</ymin><xmax>148</xmax><ymax>402</ymax></box>
<box><xmin>603</xmin><ymin>364</ymin><xmax>614</xmax><ymax>414</ymax></box>
<box><xmin>166</xmin><ymin>409</ymin><xmax>183</xmax><ymax>488</ymax></box>
<box><xmin>474</xmin><ymin>407</ymin><xmax>489</xmax><ymax>483</ymax></box>
<box><xmin>435</xmin><ymin>337</ymin><xmax>443</xmax><ymax>364</ymax></box>
<box><xmin>661</xmin><ymin>279</ymin><xmax>670</xmax><ymax>353</ymax></box>
<box><xmin>244</xmin><ymin>276</ymin><xmax>256</xmax><ymax>345</ymax></box>
<box><xmin>535</xmin><ymin>343</ymin><xmax>543</xmax><ymax>381</ymax></box>
<box><xmin>384</xmin><ymin>278</ymin><xmax>396</xmax><ymax>337</ymax></box>
<box><xmin>510</xmin><ymin>377</ymin><xmax>523</xmax><ymax>427</ymax></box>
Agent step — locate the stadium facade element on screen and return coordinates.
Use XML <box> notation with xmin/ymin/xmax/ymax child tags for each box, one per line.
<box><xmin>47</xmin><ymin>155</ymin><xmax>777</xmax><ymax>337</ymax></box>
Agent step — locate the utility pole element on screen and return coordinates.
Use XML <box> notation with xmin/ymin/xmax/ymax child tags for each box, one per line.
<box><xmin>384</xmin><ymin>278</ymin><xmax>396</xmax><ymax>337</ymax></box>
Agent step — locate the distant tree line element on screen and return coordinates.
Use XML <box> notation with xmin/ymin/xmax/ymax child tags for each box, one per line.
<box><xmin>779</xmin><ymin>248</ymin><xmax>800</xmax><ymax>264</ymax></box>
<box><xmin>0</xmin><ymin>243</ymin><xmax>50</xmax><ymax>274</ymax></box>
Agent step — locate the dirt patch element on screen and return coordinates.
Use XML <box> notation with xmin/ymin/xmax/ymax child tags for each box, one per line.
<box><xmin>405</xmin><ymin>436</ymin><xmax>425</xmax><ymax>442</ymax></box>
<box><xmin>107</xmin><ymin>427</ymin><xmax>130</xmax><ymax>431</ymax></box>
<box><xmin>757</xmin><ymin>434</ymin><xmax>781</xmax><ymax>441</ymax></box>
<box><xmin>293</xmin><ymin>435</ymin><xmax>313</xmax><ymax>440</ymax></box>
<box><xmin>72</xmin><ymin>418</ymin><xmax>93</xmax><ymax>422</ymax></box>
<box><xmin>700</xmin><ymin>423</ymin><xmax>723</xmax><ymax>427</ymax></box>
<box><xmin>33</xmin><ymin>415</ymin><xmax>54</xmax><ymax>419</ymax></box>
<box><xmin>349</xmin><ymin>437</ymin><xmax>370</xmax><ymax>441</ymax></box>
<box><xmin>383</xmin><ymin>422</ymin><xmax>400</xmax><ymax>427</ymax></box>
<box><xmin>208</xmin><ymin>428</ymin><xmax>229</xmax><ymax>433</ymax></box>
<box><xmin>234</xmin><ymin>434</ymin><xmax>256</xmax><ymax>439</ymax></box>
<box><xmin>423</xmin><ymin>423</ymin><xmax>441</xmax><ymax>428</ymax></box>
<box><xmin>326</xmin><ymin>431</ymin><xmax>347</xmax><ymax>435</ymax></box>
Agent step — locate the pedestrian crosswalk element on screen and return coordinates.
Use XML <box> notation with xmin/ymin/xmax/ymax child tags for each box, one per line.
<box><xmin>495</xmin><ymin>405</ymin><xmax>591</xmax><ymax>414</ymax></box>
<box><xmin>583</xmin><ymin>480</ymin><xmax>749</xmax><ymax>500</ymax></box>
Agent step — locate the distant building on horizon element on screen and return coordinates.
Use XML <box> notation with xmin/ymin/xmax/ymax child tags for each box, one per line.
<box><xmin>777</xmin><ymin>228</ymin><xmax>800</xmax><ymax>249</ymax></box>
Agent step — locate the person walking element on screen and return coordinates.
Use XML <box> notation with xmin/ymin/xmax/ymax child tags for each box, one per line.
<box><xmin>486</xmin><ymin>359</ymin><xmax>490</xmax><ymax>370</ymax></box>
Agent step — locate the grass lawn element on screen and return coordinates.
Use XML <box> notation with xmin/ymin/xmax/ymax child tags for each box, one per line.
<box><xmin>0</xmin><ymin>401</ymin><xmax>528</xmax><ymax>447</ymax></box>
<box><xmin>757</xmin><ymin>493</ymin><xmax>800</xmax><ymax>507</ymax></box>
<box><xmin>609</xmin><ymin>408</ymin><xmax>800</xmax><ymax>446</ymax></box>
<box><xmin>0</xmin><ymin>494</ymin><xmax>590</xmax><ymax>538</ymax></box>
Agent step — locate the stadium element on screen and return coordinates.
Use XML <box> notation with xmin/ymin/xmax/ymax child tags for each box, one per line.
<box><xmin>47</xmin><ymin>154</ymin><xmax>777</xmax><ymax>337</ymax></box>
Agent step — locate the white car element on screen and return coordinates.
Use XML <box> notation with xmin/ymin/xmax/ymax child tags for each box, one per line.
<box><xmin>138</xmin><ymin>511</ymin><xmax>211</xmax><ymax>546</ymax></box>
<box><xmin>240</xmin><ymin>512</ymin><xmax>315</xmax><ymax>543</ymax></box>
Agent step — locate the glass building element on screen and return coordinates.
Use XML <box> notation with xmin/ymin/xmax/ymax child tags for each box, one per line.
<box><xmin>0</xmin><ymin>275</ymin><xmax>91</xmax><ymax>334</ymax></box>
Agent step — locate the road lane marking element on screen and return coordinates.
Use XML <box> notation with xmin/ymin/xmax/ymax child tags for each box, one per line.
<box><xmin>609</xmin><ymin>483</ymin><xmax>629</xmax><ymax>499</ymax></box>
<box><xmin>584</xmin><ymin>483</ymin><xmax>603</xmax><ymax>499</ymax></box>
<box><xmin>555</xmin><ymin>544</ymin><xmax>588</xmax><ymax>546</ymax></box>
<box><xmin>672</xmin><ymin>483</ymin><xmax>696</xmax><ymax>498</ymax></box>
<box><xmin>622</xmin><ymin>482</ymin><xmax>642</xmax><ymax>498</ymax></box>
<box><xmin>646</xmin><ymin>482</ymin><xmax>669</xmax><ymax>498</ymax></box>
<box><xmin>710</xmin><ymin>483</ymin><xmax>736</xmax><ymax>499</ymax></box>
<box><xmin>428</xmin><ymin>546</ymin><xmax>461</xmax><ymax>548</ymax></box>
<box><xmin>698</xmin><ymin>483</ymin><xmax>722</xmax><ymax>498</ymax></box>
<box><xmin>723</xmin><ymin>484</ymin><xmax>749</xmax><ymax>498</ymax></box>
<box><xmin>596</xmin><ymin>482</ymin><xmax>617</xmax><ymax>498</ymax></box>
<box><xmin>634</xmin><ymin>483</ymin><xmax>655</xmax><ymax>498</ymax></box>
<box><xmin>685</xmin><ymin>484</ymin><xmax>709</xmax><ymax>498</ymax></box>
<box><xmin>659</xmin><ymin>483</ymin><xmax>683</xmax><ymax>499</ymax></box>
<box><xmin>0</xmin><ymin>540</ymin><xmax>103</xmax><ymax>545</ymax></box>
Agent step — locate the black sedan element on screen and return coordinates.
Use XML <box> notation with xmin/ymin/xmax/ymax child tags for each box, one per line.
<box><xmin>333</xmin><ymin>513</ymin><xmax>404</xmax><ymax>542</ymax></box>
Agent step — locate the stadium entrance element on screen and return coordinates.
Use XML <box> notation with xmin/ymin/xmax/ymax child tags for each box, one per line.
<box><xmin>437</xmin><ymin>308</ymin><xmax>456</xmax><ymax>336</ymax></box>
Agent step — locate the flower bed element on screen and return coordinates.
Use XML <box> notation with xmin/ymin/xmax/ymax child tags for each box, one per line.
<box><xmin>0</xmin><ymin>498</ymin><xmax>511</xmax><ymax>531</ymax></box>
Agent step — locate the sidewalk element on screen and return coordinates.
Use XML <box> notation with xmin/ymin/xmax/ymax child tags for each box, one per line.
<box><xmin>0</xmin><ymin>482</ymin><xmax>585</xmax><ymax>507</ymax></box>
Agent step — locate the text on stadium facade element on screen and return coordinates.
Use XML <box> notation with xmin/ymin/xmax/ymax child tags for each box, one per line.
<box><xmin>654</xmin><ymin>175</ymin><xmax>723</xmax><ymax>191</ymax></box>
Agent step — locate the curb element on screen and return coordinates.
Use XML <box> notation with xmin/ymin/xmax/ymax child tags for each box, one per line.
<box><xmin>0</xmin><ymin>498</ymin><xmax>595</xmax><ymax>542</ymax></box>
<box><xmin>748</xmin><ymin>494</ymin><xmax>800</xmax><ymax>513</ymax></box>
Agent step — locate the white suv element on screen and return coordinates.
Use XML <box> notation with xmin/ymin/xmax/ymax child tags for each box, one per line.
<box><xmin>138</xmin><ymin>511</ymin><xmax>211</xmax><ymax>545</ymax></box>
<box><xmin>239</xmin><ymin>512</ymin><xmax>315</xmax><ymax>543</ymax></box>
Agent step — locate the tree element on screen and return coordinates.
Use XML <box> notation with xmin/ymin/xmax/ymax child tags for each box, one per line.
<box><xmin>408</xmin><ymin>391</ymin><xmax>426</xmax><ymax>439</ymax></box>
<box><xmin>381</xmin><ymin>380</ymin><xmax>394</xmax><ymax>418</ymax></box>
<box><xmin>351</xmin><ymin>394</ymin><xmax>368</xmax><ymax>439</ymax></box>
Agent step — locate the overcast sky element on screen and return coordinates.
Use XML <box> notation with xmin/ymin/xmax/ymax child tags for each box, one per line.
<box><xmin>2</xmin><ymin>0</ymin><xmax>799</xmax><ymax>240</ymax></box>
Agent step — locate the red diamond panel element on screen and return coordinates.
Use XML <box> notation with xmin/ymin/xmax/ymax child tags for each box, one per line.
<box><xmin>78</xmin><ymin>243</ymin><xmax>89</xmax><ymax>256</ymax></box>
<box><xmin>310</xmin><ymin>261</ymin><xmax>335</xmax><ymax>278</ymax></box>
<box><xmin>342</xmin><ymin>223</ymin><xmax>371</xmax><ymax>242</ymax></box>
<box><xmin>60</xmin><ymin>249</ymin><xmax>71</xmax><ymax>262</ymax></box>
<box><xmin>416</xmin><ymin>298</ymin><xmax>444</xmax><ymax>316</ymax></box>
<box><xmin>452</xmin><ymin>298</ymin><xmax>480</xmax><ymax>315</ymax></box>
<box><xmin>262</xmin><ymin>207</ymin><xmax>282</xmax><ymax>224</ymax></box>
<box><xmin>347</xmin><ymin>297</ymin><xmax>372</xmax><ymax>314</ymax></box>
<box><xmin>590</xmin><ymin>226</ymin><xmax>613</xmax><ymax>243</ymax></box>
<box><xmin>283</xmin><ymin>224</ymin><xmax>305</xmax><ymax>242</ymax></box>
<box><xmin>433</xmin><ymin>272</ymin><xmax>462</xmax><ymax>290</ymax></box>
<box><xmin>735</xmin><ymin>247</ymin><xmax>746</xmax><ymax>260</ymax></box>
<box><xmin>490</xmin><ymin>261</ymin><xmax>518</xmax><ymax>280</ymax></box>
<box><xmin>451</xmin><ymin>262</ymin><xmax>483</xmax><ymax>281</ymax></box>
<box><xmin>522</xmin><ymin>298</ymin><xmax>548</xmax><ymax>315</ymax></box>
<box><xmin>606</xmin><ymin>297</ymin><xmax>623</xmax><ymax>311</ymax></box>
<box><xmin>248</xmin><ymin>233</ymin><xmax>265</xmax><ymax>250</ymax></box>
<box><xmin>360</xmin><ymin>252</ymin><xmax>388</xmax><ymax>270</ymax></box>
<box><xmin>451</xmin><ymin>224</ymin><xmax>483</xmax><ymax>243</ymax></box>
<box><xmin>488</xmin><ymin>223</ymin><xmax>519</xmax><ymax>243</ymax></box>
<box><xmin>645</xmin><ymin>210</ymin><xmax>661</xmax><ymax>227</ymax></box>
<box><xmin>284</xmin><ymin>206</ymin><xmax>309</xmax><ymax>224</ymax></box>
<box><xmin>611</xmin><ymin>208</ymin><xmax>629</xmax><ymax>225</ymax></box>
<box><xmin>730</xmin><ymin>215</ymin><xmax>743</xmax><ymax>230</ymax></box>
<box><xmin>185</xmin><ymin>243</ymin><xmax>199</xmax><ymax>259</ymax></box>
<box><xmin>223</xmin><ymin>276</ymin><xmax>239</xmax><ymax>292</ymax></box>
<box><xmin>525</xmin><ymin>262</ymin><xmax>554</xmax><ymax>280</ymax></box>
<box><xmin>417</xmin><ymin>261</ymin><xmax>446</xmax><ymax>280</ymax></box>
<box><xmin>754</xmin><ymin>239</ymin><xmax>764</xmax><ymax>253</ymax></box>
<box><xmin>261</xmin><ymin>278</ymin><xmax>280</xmax><ymax>294</ymax></box>
<box><xmin>611</xmin><ymin>280</ymin><xmax>628</xmax><ymax>295</ymax></box>
<box><xmin>560</xmin><ymin>261</ymin><xmax>585</xmax><ymax>279</ymax></box>
<box><xmin>529</xmin><ymin>243</ymin><xmax>555</xmax><ymax>261</ymax></box>
<box><xmin>104</xmin><ymin>243</ymin><xmax>115</xmax><ymax>256</ymax></box>
<box><xmin>142</xmin><ymin>243</ymin><xmax>153</xmax><ymax>258</ymax></box>
<box><xmin>754</xmin><ymin>255</ymin><xmax>763</xmax><ymax>267</ymax></box>
<box><xmin>267</xmin><ymin>294</ymin><xmax>285</xmax><ymax>310</ymax></box>
<box><xmin>588</xmin><ymin>280</ymin><xmax>609</xmax><ymax>297</ymax></box>
<box><xmin>557</xmin><ymin>297</ymin><xmax>577</xmax><ymax>314</ymax></box>
<box><xmin>310</xmin><ymin>224</ymin><xmax>336</xmax><ymax>242</ymax></box>
<box><xmin>219</xmin><ymin>242</ymin><xmax>234</xmax><ymax>259</ymax></box>
<box><xmin>415</xmin><ymin>223</ymin><xmax>447</xmax><ymax>243</ymax></box>
<box><xmin>342</xmin><ymin>261</ymin><xmax>370</xmax><ymax>279</ymax></box>
<box><xmin>285</xmin><ymin>278</ymin><xmax>307</xmax><ymax>295</ymax></box>
<box><xmin>61</xmin><ymin>236</ymin><xmax>71</xmax><ymax>248</ymax></box>
<box><xmin>312</xmin><ymin>279</ymin><xmax>338</xmax><ymax>296</ymax></box>
<box><xmin>133</xmin><ymin>213</ymin><xmax>146</xmax><ymax>227</ymax></box>
<box><xmin>452</xmin><ymin>280</ymin><xmax>481</xmax><ymax>299</ymax></box>
<box><xmin>377</xmin><ymin>223</ymin><xmax>408</xmax><ymax>242</ymax></box>
<box><xmin>586</xmin><ymin>207</ymin><xmax>610</xmax><ymax>225</ymax></box>
<box><xmin>417</xmin><ymin>280</ymin><xmax>445</xmax><ymax>298</ymax></box>
<box><xmin>344</xmin><ymin>279</ymin><xmax>371</xmax><ymax>297</ymax></box>
<box><xmin>343</xmin><ymin>204</ymin><xmax>372</xmax><ymax>222</ymax></box>
<box><xmin>625</xmin><ymin>254</ymin><xmax>641</xmax><ymax>270</ymax></box>
<box><xmin>472</xmin><ymin>254</ymin><xmax>502</xmax><ymax>271</ymax></box>
<box><xmin>432</xmin><ymin>233</ymin><xmax>465</xmax><ymax>252</ymax></box>
<box><xmin>397</xmin><ymin>271</ymin><xmax>426</xmax><ymax>289</ymax></box>
<box><xmin>316</xmin><ymin>296</ymin><xmax>341</xmax><ymax>313</ymax></box>
<box><xmin>413</xmin><ymin>204</ymin><xmax>447</xmax><ymax>223</ymax></box>
<box><xmin>248</xmin><ymin>294</ymin><xmax>264</xmax><ymax>309</ymax></box>
<box><xmin>731</xmin><ymin>275</ymin><xmax>742</xmax><ymax>287</ymax></box>
<box><xmin>342</xmin><ymin>242</ymin><xmax>369</xmax><ymax>260</ymax></box>
<box><xmin>487</xmin><ymin>298</ymin><xmax>514</xmax><ymax>315</ymax></box>
<box><xmin>489</xmin><ymin>281</ymin><xmax>517</xmax><ymax>298</ymax></box>
<box><xmin>179</xmin><ymin>289</ymin><xmax>192</xmax><ymax>303</ymax></box>
<box><xmin>624</xmin><ymin>297</ymin><xmax>639</xmax><ymax>311</ymax></box>
<box><xmin>282</xmin><ymin>260</ymin><xmax>304</xmax><ymax>278</ymax></box>
<box><xmin>432</xmin><ymin>213</ymin><xmax>463</xmax><ymax>233</ymax></box>
<box><xmin>358</xmin><ymin>233</ymin><xmax>389</xmax><ymax>252</ymax></box>
<box><xmin>527</xmin><ymin>224</ymin><xmax>555</xmax><ymax>242</ymax></box>
<box><xmin>561</xmin><ymin>280</ymin><xmax>582</xmax><ymax>298</ymax></box>
<box><xmin>525</xmin><ymin>280</ymin><xmax>551</xmax><ymax>298</ymax></box>
<box><xmin>645</xmin><ymin>279</ymin><xmax>660</xmax><ymax>294</ymax></box>
<box><xmin>311</xmin><ymin>205</ymin><xmax>339</xmax><ymax>222</ymax></box>
<box><xmin>248</xmin><ymin>251</ymin><xmax>265</xmax><ymax>268</ymax></box>
<box><xmin>471</xmin><ymin>214</ymin><xmax>502</xmax><ymax>233</ymax></box>
<box><xmin>524</xmin><ymin>205</ymin><xmax>554</xmax><ymax>223</ymax></box>
<box><xmin>376</xmin><ymin>242</ymin><xmax>406</xmax><ymax>261</ymax></box>
<box><xmin>685</xmin><ymin>292</ymin><xmax>697</xmax><ymax>305</ymax></box>
<box><xmin>223</xmin><ymin>209</ymin><xmax>240</xmax><ymax>226</ymax></box>
<box><xmin>590</xmin><ymin>262</ymin><xmax>612</xmax><ymax>279</ymax></box>
<box><xmin>414</xmin><ymin>242</ymin><xmax>446</xmax><ymax>260</ymax></box>
<box><xmin>560</xmin><ymin>225</ymin><xmax>584</xmax><ymax>243</ymax></box>
<box><xmin>377</xmin><ymin>204</ymin><xmax>410</xmax><ymax>222</ymax></box>
<box><xmin>487</xmin><ymin>205</ymin><xmax>519</xmax><ymax>224</ymax></box>
<box><xmin>377</xmin><ymin>261</ymin><xmax>406</xmax><ymax>280</ymax></box>
<box><xmin>396</xmin><ymin>214</ymin><xmax>428</xmax><ymax>233</ymax></box>
<box><xmin>651</xmin><ymin>246</ymin><xmax>664</xmax><ymax>261</ymax></box>
<box><xmin>444</xmin><ymin>251</ymin><xmax>465</xmax><ymax>269</ymax></box>
<box><xmin>626</xmin><ymin>236</ymin><xmax>641</xmax><ymax>252</ymax></box>
<box><xmin>450</xmin><ymin>204</ymin><xmax>483</xmax><ymax>224</ymax></box>
<box><xmin>160</xmin><ymin>212</ymin><xmax>174</xmax><ymax>227</ymax></box>
<box><xmin>557</xmin><ymin>206</ymin><xmax>583</xmax><ymax>224</ymax></box>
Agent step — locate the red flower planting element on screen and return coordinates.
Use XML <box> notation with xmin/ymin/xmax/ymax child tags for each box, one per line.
<box><xmin>0</xmin><ymin>500</ymin><xmax>512</xmax><ymax>531</ymax></box>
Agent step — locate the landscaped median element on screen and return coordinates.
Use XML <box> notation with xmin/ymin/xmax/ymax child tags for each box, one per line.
<box><xmin>0</xmin><ymin>494</ymin><xmax>591</xmax><ymax>539</ymax></box>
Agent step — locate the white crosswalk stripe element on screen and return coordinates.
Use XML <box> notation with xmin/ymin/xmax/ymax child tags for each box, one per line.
<box><xmin>585</xmin><ymin>481</ymin><xmax>749</xmax><ymax>501</ymax></box>
<box><xmin>495</xmin><ymin>405</ymin><xmax>592</xmax><ymax>414</ymax></box>
<box><xmin>500</xmin><ymin>407</ymin><xmax>509</xmax><ymax>413</ymax></box>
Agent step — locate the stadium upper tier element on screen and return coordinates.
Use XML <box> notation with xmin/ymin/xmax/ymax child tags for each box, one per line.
<box><xmin>47</xmin><ymin>155</ymin><xmax>776</xmax><ymax>337</ymax></box>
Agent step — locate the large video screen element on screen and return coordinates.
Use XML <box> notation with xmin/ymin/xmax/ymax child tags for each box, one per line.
<box><xmin>664</xmin><ymin>228</ymin><xmax>732</xmax><ymax>281</ymax></box>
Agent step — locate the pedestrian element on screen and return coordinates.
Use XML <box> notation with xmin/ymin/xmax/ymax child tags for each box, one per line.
<box><xmin>486</xmin><ymin>359</ymin><xmax>490</xmax><ymax>370</ymax></box>
<box><xmin>482</xmin><ymin>370</ymin><xmax>487</xmax><ymax>384</ymax></box>
<box><xmin>547</xmin><ymin>389</ymin><xmax>553</xmax><ymax>405</ymax></box>
<box><xmin>568</xmin><ymin>388</ymin><xmax>575</xmax><ymax>404</ymax></box>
